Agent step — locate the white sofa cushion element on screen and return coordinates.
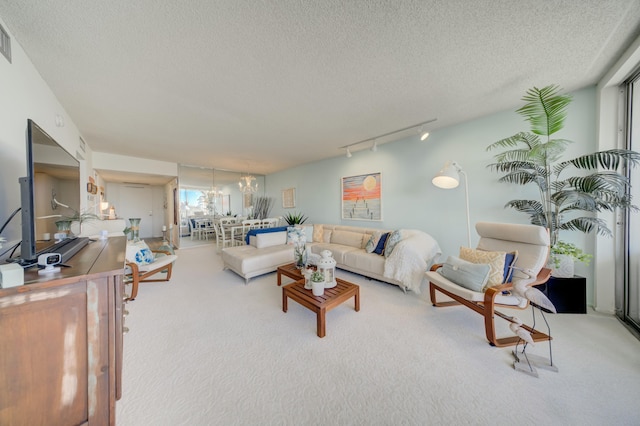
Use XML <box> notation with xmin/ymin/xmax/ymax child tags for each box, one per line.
<box><xmin>343</xmin><ymin>250</ymin><xmax>386</xmax><ymax>276</ymax></box>
<box><xmin>330</xmin><ymin>230</ymin><xmax>365</xmax><ymax>248</ymax></box>
<box><xmin>310</xmin><ymin>243</ymin><xmax>359</xmax><ymax>264</ymax></box>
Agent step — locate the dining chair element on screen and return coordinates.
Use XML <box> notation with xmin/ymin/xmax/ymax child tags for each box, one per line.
<box><xmin>201</xmin><ymin>219</ymin><xmax>215</xmax><ymax>240</ymax></box>
<box><xmin>188</xmin><ymin>218</ymin><xmax>201</xmax><ymax>240</ymax></box>
<box><xmin>214</xmin><ymin>221</ymin><xmax>233</xmax><ymax>250</ymax></box>
<box><xmin>233</xmin><ymin>221</ymin><xmax>253</xmax><ymax>246</ymax></box>
<box><xmin>260</xmin><ymin>218</ymin><xmax>278</xmax><ymax>228</ymax></box>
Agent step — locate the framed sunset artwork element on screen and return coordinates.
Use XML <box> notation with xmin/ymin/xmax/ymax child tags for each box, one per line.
<box><xmin>341</xmin><ymin>172</ymin><xmax>382</xmax><ymax>221</ymax></box>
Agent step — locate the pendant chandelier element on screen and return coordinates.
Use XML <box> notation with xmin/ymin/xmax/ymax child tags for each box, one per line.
<box><xmin>238</xmin><ymin>174</ymin><xmax>258</xmax><ymax>194</ymax></box>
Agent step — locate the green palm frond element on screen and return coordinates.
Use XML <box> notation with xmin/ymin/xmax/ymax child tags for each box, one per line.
<box><xmin>491</xmin><ymin>149</ymin><xmax>539</xmax><ymax>164</ymax></box>
<box><xmin>517</xmin><ymin>85</ymin><xmax>572</xmax><ymax>136</ymax></box>
<box><xmin>498</xmin><ymin>170</ymin><xmax>547</xmax><ymax>189</ymax></box>
<box><xmin>555</xmin><ymin>149</ymin><xmax>640</xmax><ymax>174</ymax></box>
<box><xmin>504</xmin><ymin>200</ymin><xmax>547</xmax><ymax>225</ymax></box>
<box><xmin>486</xmin><ymin>132</ymin><xmax>541</xmax><ymax>152</ymax></box>
<box><xmin>531</xmin><ymin>139</ymin><xmax>572</xmax><ymax>163</ymax></box>
<box><xmin>552</xmin><ymin>191</ymin><xmax>599</xmax><ymax>212</ymax></box>
<box><xmin>558</xmin><ymin>217</ymin><xmax>613</xmax><ymax>238</ymax></box>
<box><xmin>488</xmin><ymin>161</ymin><xmax>541</xmax><ymax>174</ymax></box>
<box><xmin>564</xmin><ymin>173</ymin><xmax>629</xmax><ymax>194</ymax></box>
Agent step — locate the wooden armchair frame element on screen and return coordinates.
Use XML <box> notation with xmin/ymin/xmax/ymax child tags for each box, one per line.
<box><xmin>426</xmin><ymin>221</ymin><xmax>553</xmax><ymax>347</ymax></box>
<box><xmin>429</xmin><ymin>264</ymin><xmax>552</xmax><ymax>347</ymax></box>
<box><xmin>125</xmin><ymin>249</ymin><xmax>176</xmax><ymax>301</ymax></box>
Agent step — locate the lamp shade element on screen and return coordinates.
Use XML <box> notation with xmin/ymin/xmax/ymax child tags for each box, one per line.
<box><xmin>432</xmin><ymin>162</ymin><xmax>460</xmax><ymax>189</ymax></box>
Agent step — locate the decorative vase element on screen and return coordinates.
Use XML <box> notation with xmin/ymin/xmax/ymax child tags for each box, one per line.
<box><xmin>294</xmin><ymin>243</ymin><xmax>306</xmax><ymax>268</ymax></box>
<box><xmin>550</xmin><ymin>254</ymin><xmax>574</xmax><ymax>278</ymax></box>
<box><xmin>312</xmin><ymin>280</ymin><xmax>324</xmax><ymax>296</ymax></box>
<box><xmin>128</xmin><ymin>218</ymin><xmax>141</xmax><ymax>241</ymax></box>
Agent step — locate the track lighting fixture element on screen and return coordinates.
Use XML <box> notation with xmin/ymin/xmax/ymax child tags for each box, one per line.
<box><xmin>340</xmin><ymin>117</ymin><xmax>436</xmax><ymax>157</ymax></box>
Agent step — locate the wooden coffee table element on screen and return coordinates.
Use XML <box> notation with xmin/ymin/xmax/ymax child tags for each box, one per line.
<box><xmin>277</xmin><ymin>262</ymin><xmax>304</xmax><ymax>286</ymax></box>
<box><xmin>282</xmin><ymin>278</ymin><xmax>360</xmax><ymax>338</ymax></box>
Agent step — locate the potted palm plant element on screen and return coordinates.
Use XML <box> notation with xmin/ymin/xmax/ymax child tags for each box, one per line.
<box><xmin>487</xmin><ymin>85</ymin><xmax>640</xmax><ymax>276</ymax></box>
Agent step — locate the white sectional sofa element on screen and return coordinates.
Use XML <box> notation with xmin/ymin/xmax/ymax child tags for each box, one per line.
<box><xmin>221</xmin><ymin>230</ymin><xmax>294</xmax><ymax>284</ymax></box>
<box><xmin>221</xmin><ymin>224</ymin><xmax>441</xmax><ymax>292</ymax></box>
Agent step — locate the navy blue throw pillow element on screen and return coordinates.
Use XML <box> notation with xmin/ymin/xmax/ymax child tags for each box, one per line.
<box><xmin>503</xmin><ymin>252</ymin><xmax>517</xmax><ymax>283</ymax></box>
<box><xmin>373</xmin><ymin>232</ymin><xmax>390</xmax><ymax>255</ymax></box>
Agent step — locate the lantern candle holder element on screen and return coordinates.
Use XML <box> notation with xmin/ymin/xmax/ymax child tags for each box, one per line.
<box><xmin>317</xmin><ymin>250</ymin><xmax>336</xmax><ymax>288</ymax></box>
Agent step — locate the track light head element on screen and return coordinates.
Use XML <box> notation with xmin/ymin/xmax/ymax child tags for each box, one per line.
<box><xmin>346</xmin><ymin>147</ymin><xmax>352</xmax><ymax>158</ymax></box>
<box><xmin>371</xmin><ymin>140</ymin><xmax>377</xmax><ymax>152</ymax></box>
<box><xmin>419</xmin><ymin>126</ymin><xmax>430</xmax><ymax>141</ymax></box>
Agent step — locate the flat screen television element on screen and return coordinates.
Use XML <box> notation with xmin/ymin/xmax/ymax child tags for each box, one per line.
<box><xmin>18</xmin><ymin>119</ymin><xmax>81</xmax><ymax>265</ymax></box>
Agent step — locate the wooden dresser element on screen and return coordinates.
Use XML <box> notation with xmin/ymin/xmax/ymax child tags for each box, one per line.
<box><xmin>0</xmin><ymin>236</ymin><xmax>126</xmax><ymax>425</ymax></box>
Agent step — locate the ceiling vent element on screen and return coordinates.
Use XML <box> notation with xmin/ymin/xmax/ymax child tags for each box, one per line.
<box><xmin>0</xmin><ymin>23</ymin><xmax>11</xmax><ymax>63</ymax></box>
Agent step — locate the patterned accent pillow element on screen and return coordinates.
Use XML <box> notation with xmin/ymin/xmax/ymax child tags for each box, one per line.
<box><xmin>459</xmin><ymin>246</ymin><xmax>506</xmax><ymax>289</ymax></box>
<box><xmin>365</xmin><ymin>231</ymin><xmax>383</xmax><ymax>253</ymax></box>
<box><xmin>313</xmin><ymin>224</ymin><xmax>324</xmax><ymax>242</ymax></box>
<box><xmin>384</xmin><ymin>230</ymin><xmax>402</xmax><ymax>258</ymax></box>
<box><xmin>286</xmin><ymin>226</ymin><xmax>306</xmax><ymax>245</ymax></box>
<box><xmin>125</xmin><ymin>240</ymin><xmax>154</xmax><ymax>265</ymax></box>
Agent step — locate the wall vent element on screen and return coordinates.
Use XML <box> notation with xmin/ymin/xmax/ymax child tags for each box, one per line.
<box><xmin>0</xmin><ymin>23</ymin><xmax>11</xmax><ymax>63</ymax></box>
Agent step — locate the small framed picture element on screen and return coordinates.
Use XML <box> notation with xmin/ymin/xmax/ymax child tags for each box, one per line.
<box><xmin>282</xmin><ymin>188</ymin><xmax>295</xmax><ymax>208</ymax></box>
<box><xmin>86</xmin><ymin>182</ymin><xmax>97</xmax><ymax>194</ymax></box>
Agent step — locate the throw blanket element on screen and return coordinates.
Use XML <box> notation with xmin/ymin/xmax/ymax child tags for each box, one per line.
<box><xmin>245</xmin><ymin>226</ymin><xmax>289</xmax><ymax>244</ymax></box>
<box><xmin>384</xmin><ymin>229</ymin><xmax>441</xmax><ymax>293</ymax></box>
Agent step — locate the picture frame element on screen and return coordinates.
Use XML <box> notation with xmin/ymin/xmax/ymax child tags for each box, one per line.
<box><xmin>243</xmin><ymin>193</ymin><xmax>252</xmax><ymax>211</ymax></box>
<box><xmin>282</xmin><ymin>187</ymin><xmax>296</xmax><ymax>208</ymax></box>
<box><xmin>341</xmin><ymin>172</ymin><xmax>382</xmax><ymax>221</ymax></box>
<box><xmin>86</xmin><ymin>182</ymin><xmax>97</xmax><ymax>194</ymax></box>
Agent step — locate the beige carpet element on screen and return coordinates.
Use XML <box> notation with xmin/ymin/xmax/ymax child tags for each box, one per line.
<box><xmin>116</xmin><ymin>244</ymin><xmax>640</xmax><ymax>425</ymax></box>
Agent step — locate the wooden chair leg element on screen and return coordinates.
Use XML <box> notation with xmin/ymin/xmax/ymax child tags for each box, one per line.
<box><xmin>484</xmin><ymin>288</ymin><xmax>551</xmax><ymax>347</ymax></box>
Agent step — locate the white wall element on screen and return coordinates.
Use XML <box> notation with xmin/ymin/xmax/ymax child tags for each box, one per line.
<box><xmin>0</xmin><ymin>18</ymin><xmax>179</xmax><ymax>257</ymax></box>
<box><xmin>0</xmin><ymin>16</ymin><xmax>92</xmax><ymax>256</ymax></box>
<box><xmin>267</xmin><ymin>87</ymin><xmax>598</xmax><ymax>305</ymax></box>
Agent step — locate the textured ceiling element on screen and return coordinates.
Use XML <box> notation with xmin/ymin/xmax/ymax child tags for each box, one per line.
<box><xmin>1</xmin><ymin>0</ymin><xmax>640</xmax><ymax>180</ymax></box>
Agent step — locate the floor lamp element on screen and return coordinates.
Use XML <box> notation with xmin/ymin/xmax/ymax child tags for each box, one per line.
<box><xmin>432</xmin><ymin>161</ymin><xmax>471</xmax><ymax>247</ymax></box>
